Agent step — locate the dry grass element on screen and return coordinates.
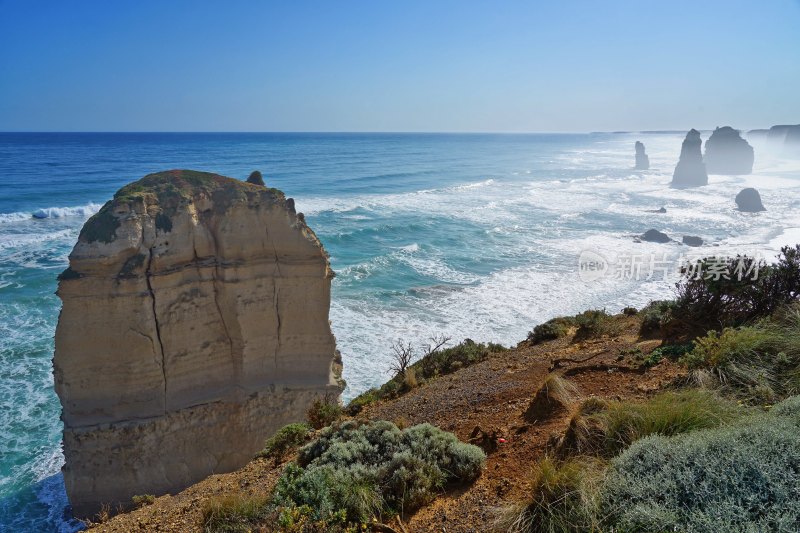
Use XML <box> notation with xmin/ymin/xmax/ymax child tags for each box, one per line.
<box><xmin>525</xmin><ymin>373</ymin><xmax>580</xmax><ymax>421</ymax></box>
<box><xmin>496</xmin><ymin>457</ymin><xmax>605</xmax><ymax>533</ymax></box>
<box><xmin>201</xmin><ymin>494</ymin><xmax>271</xmax><ymax>533</ymax></box>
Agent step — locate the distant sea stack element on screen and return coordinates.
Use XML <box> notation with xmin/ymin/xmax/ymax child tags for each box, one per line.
<box><xmin>767</xmin><ymin>125</ymin><xmax>793</xmax><ymax>145</ymax></box>
<box><xmin>671</xmin><ymin>129</ymin><xmax>708</xmax><ymax>188</ymax></box>
<box><xmin>704</xmin><ymin>126</ymin><xmax>753</xmax><ymax>174</ymax></box>
<box><xmin>735</xmin><ymin>187</ymin><xmax>766</xmax><ymax>212</ymax></box>
<box><xmin>53</xmin><ymin>170</ymin><xmax>341</xmax><ymax>517</ymax></box>
<box><xmin>634</xmin><ymin>141</ymin><xmax>650</xmax><ymax>170</ymax></box>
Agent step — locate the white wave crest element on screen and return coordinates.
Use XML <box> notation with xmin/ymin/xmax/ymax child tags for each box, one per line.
<box><xmin>31</xmin><ymin>203</ymin><xmax>102</xmax><ymax>220</ymax></box>
<box><xmin>0</xmin><ymin>202</ymin><xmax>102</xmax><ymax>223</ymax></box>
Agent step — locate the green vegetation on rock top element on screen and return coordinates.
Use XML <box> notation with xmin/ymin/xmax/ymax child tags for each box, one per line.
<box><xmin>114</xmin><ymin>169</ymin><xmax>283</xmax><ymax>206</ymax></box>
<box><xmin>79</xmin><ymin>170</ymin><xmax>286</xmax><ymax>244</ymax></box>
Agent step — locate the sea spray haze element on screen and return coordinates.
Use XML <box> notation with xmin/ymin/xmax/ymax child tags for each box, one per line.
<box><xmin>1</xmin><ymin>131</ymin><xmax>800</xmax><ymax>529</ymax></box>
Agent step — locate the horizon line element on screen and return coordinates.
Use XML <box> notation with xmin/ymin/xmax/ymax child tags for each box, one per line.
<box><xmin>0</xmin><ymin>128</ymin><xmax>762</xmax><ymax>135</ymax></box>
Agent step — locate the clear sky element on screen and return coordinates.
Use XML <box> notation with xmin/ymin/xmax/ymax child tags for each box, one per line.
<box><xmin>0</xmin><ymin>0</ymin><xmax>798</xmax><ymax>132</ymax></box>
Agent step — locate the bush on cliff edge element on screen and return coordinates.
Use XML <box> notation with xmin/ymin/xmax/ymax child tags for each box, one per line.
<box><xmin>274</xmin><ymin>420</ymin><xmax>486</xmax><ymax>524</ymax></box>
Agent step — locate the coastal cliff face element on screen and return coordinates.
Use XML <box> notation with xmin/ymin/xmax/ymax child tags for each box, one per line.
<box><xmin>704</xmin><ymin>126</ymin><xmax>753</xmax><ymax>175</ymax></box>
<box><xmin>671</xmin><ymin>129</ymin><xmax>708</xmax><ymax>188</ymax></box>
<box><xmin>53</xmin><ymin>170</ymin><xmax>341</xmax><ymax>517</ymax></box>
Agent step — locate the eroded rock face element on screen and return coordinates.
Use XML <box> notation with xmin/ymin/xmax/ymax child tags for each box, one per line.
<box><xmin>53</xmin><ymin>170</ymin><xmax>341</xmax><ymax>517</ymax></box>
<box><xmin>784</xmin><ymin>126</ymin><xmax>800</xmax><ymax>154</ymax></box>
<box><xmin>704</xmin><ymin>126</ymin><xmax>754</xmax><ymax>175</ymax></box>
<box><xmin>634</xmin><ymin>141</ymin><xmax>650</xmax><ymax>170</ymax></box>
<box><xmin>735</xmin><ymin>187</ymin><xmax>766</xmax><ymax>212</ymax></box>
<box><xmin>671</xmin><ymin>129</ymin><xmax>708</xmax><ymax>188</ymax></box>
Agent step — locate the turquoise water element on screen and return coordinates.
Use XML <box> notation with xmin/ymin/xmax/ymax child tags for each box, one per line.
<box><xmin>1</xmin><ymin>132</ymin><xmax>799</xmax><ymax>531</ymax></box>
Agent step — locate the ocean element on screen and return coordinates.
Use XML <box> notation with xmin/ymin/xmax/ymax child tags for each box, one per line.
<box><xmin>1</xmin><ymin>132</ymin><xmax>799</xmax><ymax>531</ymax></box>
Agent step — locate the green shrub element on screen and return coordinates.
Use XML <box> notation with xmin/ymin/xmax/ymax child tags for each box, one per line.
<box><xmin>641</xmin><ymin>342</ymin><xmax>693</xmax><ymax>367</ymax></box>
<box><xmin>417</xmin><ymin>338</ymin><xmax>502</xmax><ymax>378</ymax></box>
<box><xmin>306</xmin><ymin>396</ymin><xmax>342</xmax><ymax>429</ymax></box>
<box><xmin>600</xmin><ymin>396</ymin><xmax>800</xmax><ymax>531</ymax></box>
<box><xmin>346</xmin><ymin>388</ymin><xmax>379</xmax><ymax>415</ymax></box>
<box><xmin>573</xmin><ymin>310</ymin><xmax>618</xmax><ymax>340</ymax></box>
<box><xmin>669</xmin><ymin>245</ymin><xmax>800</xmax><ymax>335</ymax></box>
<box><xmin>275</xmin><ymin>421</ymin><xmax>485</xmax><ymax>524</ymax></box>
<box><xmin>201</xmin><ymin>494</ymin><xmax>271</xmax><ymax>533</ymax></box>
<box><xmin>558</xmin><ymin>389</ymin><xmax>741</xmax><ymax>458</ymax></box>
<box><xmin>527</xmin><ymin>317</ymin><xmax>575</xmax><ymax>345</ymax></box>
<box><xmin>622</xmin><ymin>306</ymin><xmax>638</xmax><ymax>316</ymax></box>
<box><xmin>638</xmin><ymin>300</ymin><xmax>675</xmax><ymax>335</ymax></box>
<box><xmin>259</xmin><ymin>423</ymin><xmax>312</xmax><ymax>461</ymax></box>
<box><xmin>131</xmin><ymin>494</ymin><xmax>155</xmax><ymax>508</ymax></box>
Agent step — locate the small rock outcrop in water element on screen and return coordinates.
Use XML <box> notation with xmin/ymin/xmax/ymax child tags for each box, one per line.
<box><xmin>671</xmin><ymin>129</ymin><xmax>708</xmax><ymax>188</ymax></box>
<box><xmin>246</xmin><ymin>170</ymin><xmax>265</xmax><ymax>186</ymax></box>
<box><xmin>735</xmin><ymin>187</ymin><xmax>766</xmax><ymax>212</ymax></box>
<box><xmin>642</xmin><ymin>229</ymin><xmax>671</xmax><ymax>243</ymax></box>
<box><xmin>634</xmin><ymin>141</ymin><xmax>650</xmax><ymax>170</ymax></box>
<box><xmin>53</xmin><ymin>170</ymin><xmax>341</xmax><ymax>517</ymax></box>
<box><xmin>682</xmin><ymin>235</ymin><xmax>703</xmax><ymax>247</ymax></box>
<box><xmin>704</xmin><ymin>126</ymin><xmax>754</xmax><ymax>174</ymax></box>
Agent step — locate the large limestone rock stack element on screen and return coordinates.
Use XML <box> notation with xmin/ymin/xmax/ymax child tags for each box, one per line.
<box><xmin>634</xmin><ymin>141</ymin><xmax>650</xmax><ymax>170</ymax></box>
<box><xmin>704</xmin><ymin>126</ymin><xmax>754</xmax><ymax>174</ymax></box>
<box><xmin>671</xmin><ymin>129</ymin><xmax>708</xmax><ymax>188</ymax></box>
<box><xmin>53</xmin><ymin>170</ymin><xmax>341</xmax><ymax>517</ymax></box>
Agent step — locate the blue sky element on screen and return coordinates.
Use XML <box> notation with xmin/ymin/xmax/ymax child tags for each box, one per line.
<box><xmin>0</xmin><ymin>0</ymin><xmax>798</xmax><ymax>132</ymax></box>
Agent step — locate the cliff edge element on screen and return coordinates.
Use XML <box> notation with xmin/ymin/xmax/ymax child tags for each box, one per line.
<box><xmin>53</xmin><ymin>170</ymin><xmax>341</xmax><ymax>517</ymax></box>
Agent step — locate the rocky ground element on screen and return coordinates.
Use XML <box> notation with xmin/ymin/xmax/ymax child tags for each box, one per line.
<box><xmin>89</xmin><ymin>314</ymin><xmax>684</xmax><ymax>532</ymax></box>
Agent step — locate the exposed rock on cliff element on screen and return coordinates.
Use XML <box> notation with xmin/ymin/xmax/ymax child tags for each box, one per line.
<box><xmin>704</xmin><ymin>126</ymin><xmax>754</xmax><ymax>175</ymax></box>
<box><xmin>247</xmin><ymin>170</ymin><xmax>265</xmax><ymax>186</ymax></box>
<box><xmin>735</xmin><ymin>187</ymin><xmax>766</xmax><ymax>212</ymax></box>
<box><xmin>671</xmin><ymin>129</ymin><xmax>708</xmax><ymax>188</ymax></box>
<box><xmin>53</xmin><ymin>170</ymin><xmax>340</xmax><ymax>517</ymax></box>
<box><xmin>634</xmin><ymin>141</ymin><xmax>650</xmax><ymax>170</ymax></box>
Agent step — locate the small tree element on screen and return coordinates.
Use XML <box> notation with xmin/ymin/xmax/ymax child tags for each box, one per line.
<box><xmin>422</xmin><ymin>334</ymin><xmax>451</xmax><ymax>357</ymax></box>
<box><xmin>389</xmin><ymin>341</ymin><xmax>414</xmax><ymax>376</ymax></box>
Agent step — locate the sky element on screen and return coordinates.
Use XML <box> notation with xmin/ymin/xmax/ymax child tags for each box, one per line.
<box><xmin>0</xmin><ymin>0</ymin><xmax>798</xmax><ymax>132</ymax></box>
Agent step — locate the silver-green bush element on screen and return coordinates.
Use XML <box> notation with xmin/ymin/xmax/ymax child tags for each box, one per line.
<box><xmin>601</xmin><ymin>396</ymin><xmax>800</xmax><ymax>532</ymax></box>
<box><xmin>275</xmin><ymin>420</ymin><xmax>485</xmax><ymax>523</ymax></box>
